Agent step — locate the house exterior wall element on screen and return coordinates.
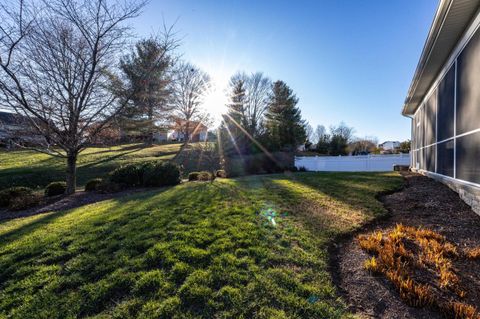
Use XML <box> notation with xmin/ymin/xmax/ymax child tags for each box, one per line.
<box><xmin>380</xmin><ymin>141</ymin><xmax>400</xmax><ymax>150</ymax></box>
<box><xmin>411</xmin><ymin>9</ymin><xmax>480</xmax><ymax>215</ymax></box>
<box><xmin>166</xmin><ymin>129</ymin><xmax>208</xmax><ymax>142</ymax></box>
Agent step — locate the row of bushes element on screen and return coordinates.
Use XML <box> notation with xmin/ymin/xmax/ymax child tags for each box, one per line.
<box><xmin>2</xmin><ymin>160</ymin><xmax>306</xmax><ymax>211</ymax></box>
<box><xmin>0</xmin><ymin>182</ymin><xmax>67</xmax><ymax>211</ymax></box>
<box><xmin>84</xmin><ymin>161</ymin><xmax>181</xmax><ymax>193</ymax></box>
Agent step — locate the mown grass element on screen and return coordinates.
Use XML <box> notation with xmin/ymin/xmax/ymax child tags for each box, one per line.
<box><xmin>0</xmin><ymin>172</ymin><xmax>402</xmax><ymax>318</ymax></box>
<box><xmin>0</xmin><ymin>143</ymin><xmax>182</xmax><ymax>190</ymax></box>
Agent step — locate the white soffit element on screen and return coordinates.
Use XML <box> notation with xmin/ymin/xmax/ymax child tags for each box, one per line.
<box><xmin>402</xmin><ymin>0</ymin><xmax>480</xmax><ymax>116</ymax></box>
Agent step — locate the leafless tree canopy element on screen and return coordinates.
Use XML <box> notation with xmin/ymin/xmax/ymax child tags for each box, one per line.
<box><xmin>171</xmin><ymin>62</ymin><xmax>211</xmax><ymax>142</ymax></box>
<box><xmin>0</xmin><ymin>0</ymin><xmax>147</xmax><ymax>193</ymax></box>
<box><xmin>229</xmin><ymin>72</ymin><xmax>271</xmax><ymax>136</ymax></box>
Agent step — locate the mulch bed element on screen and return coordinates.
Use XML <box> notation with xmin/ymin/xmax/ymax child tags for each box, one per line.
<box><xmin>0</xmin><ymin>188</ymin><xmax>151</xmax><ymax>221</ymax></box>
<box><xmin>330</xmin><ymin>171</ymin><xmax>480</xmax><ymax>319</ymax></box>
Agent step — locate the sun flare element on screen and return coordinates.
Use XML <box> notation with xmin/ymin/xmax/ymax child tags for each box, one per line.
<box><xmin>203</xmin><ymin>76</ymin><xmax>229</xmax><ymax>127</ymax></box>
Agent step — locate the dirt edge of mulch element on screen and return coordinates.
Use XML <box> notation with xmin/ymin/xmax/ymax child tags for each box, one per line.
<box><xmin>328</xmin><ymin>171</ymin><xmax>480</xmax><ymax>319</ymax></box>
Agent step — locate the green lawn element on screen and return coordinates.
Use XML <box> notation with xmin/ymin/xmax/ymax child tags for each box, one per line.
<box><xmin>0</xmin><ymin>172</ymin><xmax>402</xmax><ymax>318</ymax></box>
<box><xmin>0</xmin><ymin>143</ymin><xmax>183</xmax><ymax>190</ymax></box>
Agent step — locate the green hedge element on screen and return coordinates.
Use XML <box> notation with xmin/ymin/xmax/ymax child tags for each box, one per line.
<box><xmin>109</xmin><ymin>162</ymin><xmax>181</xmax><ymax>188</ymax></box>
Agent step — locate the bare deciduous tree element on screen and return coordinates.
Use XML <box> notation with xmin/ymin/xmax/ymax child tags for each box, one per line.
<box><xmin>0</xmin><ymin>0</ymin><xmax>146</xmax><ymax>194</ymax></box>
<box><xmin>313</xmin><ymin>125</ymin><xmax>326</xmax><ymax>145</ymax></box>
<box><xmin>171</xmin><ymin>62</ymin><xmax>211</xmax><ymax>144</ymax></box>
<box><xmin>231</xmin><ymin>72</ymin><xmax>270</xmax><ymax>136</ymax></box>
<box><xmin>305</xmin><ymin>123</ymin><xmax>313</xmax><ymax>143</ymax></box>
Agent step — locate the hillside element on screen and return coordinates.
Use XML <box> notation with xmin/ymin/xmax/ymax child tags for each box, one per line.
<box><xmin>0</xmin><ymin>172</ymin><xmax>402</xmax><ymax>318</ymax></box>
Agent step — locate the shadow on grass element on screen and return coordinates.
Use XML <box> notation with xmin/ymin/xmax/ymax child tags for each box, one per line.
<box><xmin>229</xmin><ymin>172</ymin><xmax>403</xmax><ymax>237</ymax></box>
<box><xmin>0</xmin><ymin>188</ymin><xmax>167</xmax><ymax>244</ymax></box>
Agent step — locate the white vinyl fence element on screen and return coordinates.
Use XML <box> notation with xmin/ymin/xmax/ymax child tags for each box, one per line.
<box><xmin>295</xmin><ymin>154</ymin><xmax>411</xmax><ymax>172</ymax></box>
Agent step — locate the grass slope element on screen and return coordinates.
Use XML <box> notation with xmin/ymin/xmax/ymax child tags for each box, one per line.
<box><xmin>0</xmin><ymin>143</ymin><xmax>182</xmax><ymax>190</ymax></box>
<box><xmin>0</xmin><ymin>172</ymin><xmax>402</xmax><ymax>318</ymax></box>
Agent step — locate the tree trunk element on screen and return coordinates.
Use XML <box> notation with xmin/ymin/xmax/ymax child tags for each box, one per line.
<box><xmin>66</xmin><ymin>151</ymin><xmax>78</xmax><ymax>195</ymax></box>
<box><xmin>184</xmin><ymin>121</ymin><xmax>190</xmax><ymax>145</ymax></box>
<box><xmin>147</xmin><ymin>104</ymin><xmax>154</xmax><ymax>146</ymax></box>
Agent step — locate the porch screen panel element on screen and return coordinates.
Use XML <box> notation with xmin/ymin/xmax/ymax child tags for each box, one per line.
<box><xmin>437</xmin><ymin>140</ymin><xmax>454</xmax><ymax>177</ymax></box>
<box><xmin>415</xmin><ymin>106</ymin><xmax>425</xmax><ymax>149</ymax></box>
<box><xmin>419</xmin><ymin>148</ymin><xmax>425</xmax><ymax>170</ymax></box>
<box><xmin>425</xmin><ymin>91</ymin><xmax>437</xmax><ymax>146</ymax></box>
<box><xmin>437</xmin><ymin>65</ymin><xmax>455</xmax><ymax>141</ymax></box>
<box><xmin>425</xmin><ymin>145</ymin><xmax>435</xmax><ymax>172</ymax></box>
<box><xmin>456</xmin><ymin>131</ymin><xmax>480</xmax><ymax>184</ymax></box>
<box><xmin>457</xmin><ymin>27</ymin><xmax>480</xmax><ymax>134</ymax></box>
<box><xmin>413</xmin><ymin>111</ymin><xmax>420</xmax><ymax>149</ymax></box>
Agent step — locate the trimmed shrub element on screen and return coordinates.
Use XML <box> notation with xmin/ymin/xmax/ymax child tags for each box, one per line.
<box><xmin>85</xmin><ymin>178</ymin><xmax>103</xmax><ymax>192</ymax></box>
<box><xmin>188</xmin><ymin>172</ymin><xmax>200</xmax><ymax>181</ymax></box>
<box><xmin>215</xmin><ymin>170</ymin><xmax>227</xmax><ymax>178</ymax></box>
<box><xmin>109</xmin><ymin>164</ymin><xmax>144</xmax><ymax>187</ymax></box>
<box><xmin>96</xmin><ymin>181</ymin><xmax>122</xmax><ymax>194</ymax></box>
<box><xmin>45</xmin><ymin>182</ymin><xmax>67</xmax><ymax>197</ymax></box>
<box><xmin>142</xmin><ymin>162</ymin><xmax>181</xmax><ymax>187</ymax></box>
<box><xmin>198</xmin><ymin>171</ymin><xmax>213</xmax><ymax>181</ymax></box>
<box><xmin>188</xmin><ymin>171</ymin><xmax>213</xmax><ymax>181</ymax></box>
<box><xmin>9</xmin><ymin>193</ymin><xmax>43</xmax><ymax>211</ymax></box>
<box><xmin>0</xmin><ymin>186</ymin><xmax>33</xmax><ymax>207</ymax></box>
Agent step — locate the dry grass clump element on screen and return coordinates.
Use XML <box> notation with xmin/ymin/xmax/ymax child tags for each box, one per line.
<box><xmin>358</xmin><ymin>224</ymin><xmax>479</xmax><ymax>319</ymax></box>
<box><xmin>464</xmin><ymin>247</ymin><xmax>480</xmax><ymax>260</ymax></box>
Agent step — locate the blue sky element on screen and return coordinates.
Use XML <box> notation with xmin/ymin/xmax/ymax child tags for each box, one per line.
<box><xmin>132</xmin><ymin>0</ymin><xmax>438</xmax><ymax>142</ymax></box>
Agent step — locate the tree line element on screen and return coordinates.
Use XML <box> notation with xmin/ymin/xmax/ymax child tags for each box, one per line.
<box><xmin>220</xmin><ymin>73</ymin><xmax>307</xmax><ymax>157</ymax></box>
<box><xmin>0</xmin><ymin>0</ymin><xmax>308</xmax><ymax>193</ymax></box>
<box><xmin>0</xmin><ymin>0</ymin><xmax>408</xmax><ymax>193</ymax></box>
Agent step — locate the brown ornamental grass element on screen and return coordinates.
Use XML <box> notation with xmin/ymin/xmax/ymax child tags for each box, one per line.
<box><xmin>358</xmin><ymin>224</ymin><xmax>480</xmax><ymax>319</ymax></box>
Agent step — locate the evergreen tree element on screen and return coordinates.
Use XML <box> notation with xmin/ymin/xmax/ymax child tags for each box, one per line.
<box><xmin>119</xmin><ymin>37</ymin><xmax>174</xmax><ymax>143</ymax></box>
<box><xmin>328</xmin><ymin>123</ymin><xmax>354</xmax><ymax>155</ymax></box>
<box><xmin>220</xmin><ymin>76</ymin><xmax>249</xmax><ymax>156</ymax></box>
<box><xmin>264</xmin><ymin>81</ymin><xmax>306</xmax><ymax>152</ymax></box>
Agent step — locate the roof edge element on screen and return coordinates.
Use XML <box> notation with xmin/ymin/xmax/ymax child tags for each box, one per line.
<box><xmin>402</xmin><ymin>0</ymin><xmax>453</xmax><ymax>116</ymax></box>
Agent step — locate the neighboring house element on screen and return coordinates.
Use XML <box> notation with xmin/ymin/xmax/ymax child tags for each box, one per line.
<box><xmin>402</xmin><ymin>0</ymin><xmax>480</xmax><ymax>214</ymax></box>
<box><xmin>162</xmin><ymin>119</ymin><xmax>208</xmax><ymax>142</ymax></box>
<box><xmin>379</xmin><ymin>141</ymin><xmax>400</xmax><ymax>151</ymax></box>
<box><xmin>0</xmin><ymin>111</ymin><xmax>43</xmax><ymax>146</ymax></box>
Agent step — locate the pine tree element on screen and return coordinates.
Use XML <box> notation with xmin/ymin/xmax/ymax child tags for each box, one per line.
<box><xmin>220</xmin><ymin>77</ymin><xmax>249</xmax><ymax>155</ymax></box>
<box><xmin>119</xmin><ymin>38</ymin><xmax>173</xmax><ymax>144</ymax></box>
<box><xmin>264</xmin><ymin>81</ymin><xmax>306</xmax><ymax>152</ymax></box>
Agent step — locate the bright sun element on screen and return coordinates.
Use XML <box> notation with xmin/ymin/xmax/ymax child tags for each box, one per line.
<box><xmin>203</xmin><ymin>76</ymin><xmax>229</xmax><ymax>127</ymax></box>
